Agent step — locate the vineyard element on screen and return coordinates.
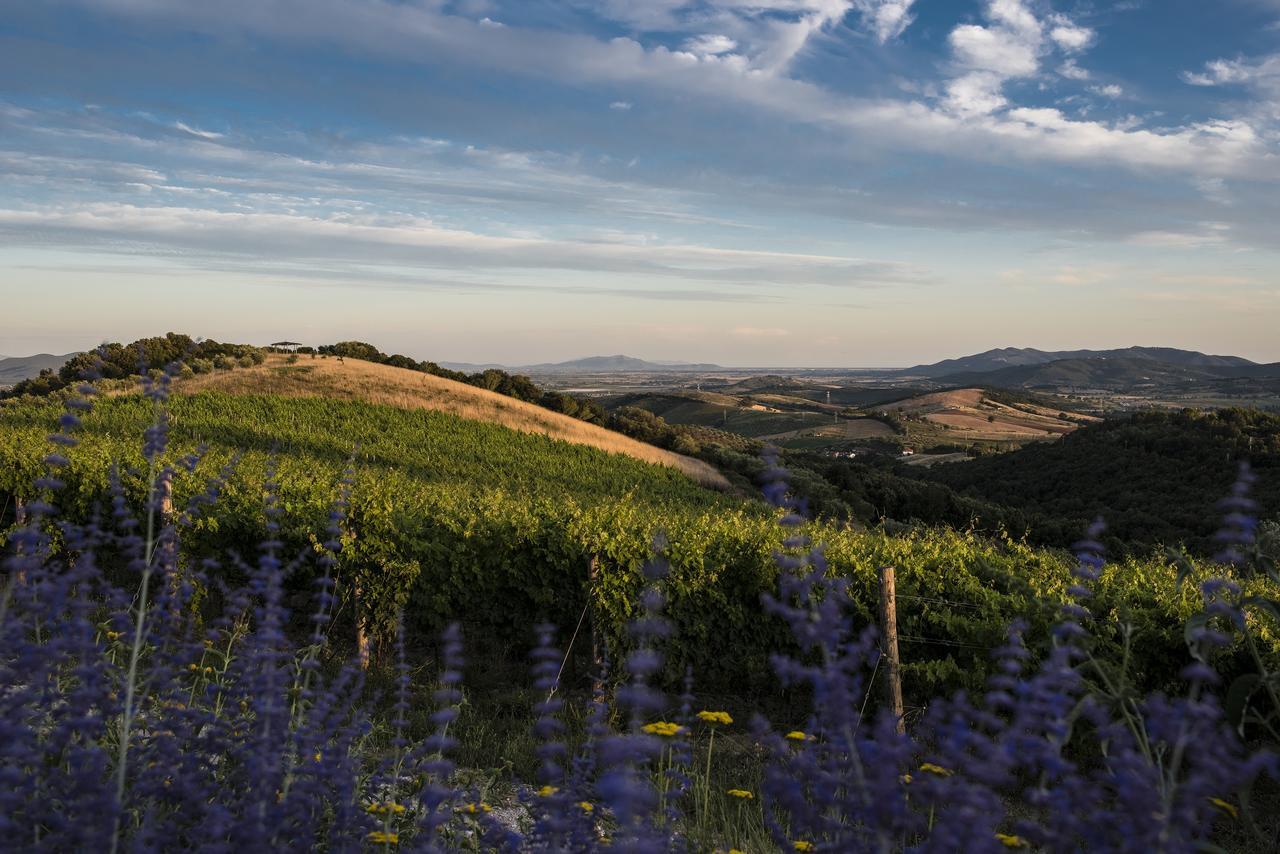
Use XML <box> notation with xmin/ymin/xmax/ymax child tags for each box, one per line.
<box><xmin>0</xmin><ymin>388</ymin><xmax>1266</xmax><ymax>702</ymax></box>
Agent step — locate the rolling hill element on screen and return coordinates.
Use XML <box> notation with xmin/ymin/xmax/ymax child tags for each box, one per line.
<box><xmin>939</xmin><ymin>355</ymin><xmax>1280</xmax><ymax>391</ymax></box>
<box><xmin>901</xmin><ymin>346</ymin><xmax>1259</xmax><ymax>379</ymax></box>
<box><xmin>177</xmin><ymin>354</ymin><xmax>729</xmax><ymax>490</ymax></box>
<box><xmin>520</xmin><ymin>354</ymin><xmax>722</xmax><ymax>372</ymax></box>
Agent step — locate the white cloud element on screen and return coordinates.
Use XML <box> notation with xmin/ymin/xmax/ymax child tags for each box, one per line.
<box><xmin>683</xmin><ymin>34</ymin><xmax>737</xmax><ymax>58</ymax></box>
<box><xmin>1182</xmin><ymin>58</ymin><xmax>1259</xmax><ymax>87</ymax></box>
<box><xmin>850</xmin><ymin>0</ymin><xmax>917</xmax><ymax>43</ymax></box>
<box><xmin>1047</xmin><ymin>15</ymin><xmax>1094</xmax><ymax>53</ymax></box>
<box><xmin>1058</xmin><ymin>59</ymin><xmax>1089</xmax><ymax>80</ymax></box>
<box><xmin>987</xmin><ymin>0</ymin><xmax>1041</xmax><ymax>37</ymax></box>
<box><xmin>941</xmin><ymin>1</ymin><xmax>1095</xmax><ymax>117</ymax></box>
<box><xmin>582</xmin><ymin>0</ymin><xmax>855</xmax><ymax>75</ymax></box>
<box><xmin>174</xmin><ymin>121</ymin><xmax>224</xmax><ymax>140</ymax></box>
<box><xmin>949</xmin><ymin>24</ymin><xmax>1039</xmax><ymax>76</ymax></box>
<box><xmin>1090</xmin><ymin>84</ymin><xmax>1123</xmax><ymax>98</ymax></box>
<box><xmin>609</xmin><ymin>100</ymin><xmax>632</xmax><ymax>110</ymax></box>
<box><xmin>945</xmin><ymin>72</ymin><xmax>1009</xmax><ymax>116</ymax></box>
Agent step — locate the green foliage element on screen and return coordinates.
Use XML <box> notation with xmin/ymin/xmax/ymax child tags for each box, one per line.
<box><xmin>918</xmin><ymin>408</ymin><xmax>1280</xmax><ymax>556</ymax></box>
<box><xmin>1</xmin><ymin>333</ymin><xmax>265</xmax><ymax>399</ymax></box>
<box><xmin>0</xmin><ymin>391</ymin><xmax>1257</xmax><ymax>701</ymax></box>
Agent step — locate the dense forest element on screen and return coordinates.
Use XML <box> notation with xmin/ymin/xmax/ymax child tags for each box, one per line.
<box><xmin>915</xmin><ymin>408</ymin><xmax>1280</xmax><ymax>556</ymax></box>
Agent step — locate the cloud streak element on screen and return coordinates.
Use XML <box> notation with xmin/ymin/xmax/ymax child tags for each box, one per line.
<box><xmin>0</xmin><ymin>202</ymin><xmax>930</xmax><ymax>289</ymax></box>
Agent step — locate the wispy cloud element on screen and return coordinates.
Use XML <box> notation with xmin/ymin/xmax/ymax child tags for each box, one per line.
<box><xmin>174</xmin><ymin>121</ymin><xmax>224</xmax><ymax>140</ymax></box>
<box><xmin>0</xmin><ymin>202</ymin><xmax>930</xmax><ymax>290</ymax></box>
<box><xmin>850</xmin><ymin>0</ymin><xmax>917</xmax><ymax>43</ymax></box>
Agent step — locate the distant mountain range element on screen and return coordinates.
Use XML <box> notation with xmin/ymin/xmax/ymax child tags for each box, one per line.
<box><xmin>0</xmin><ymin>353</ymin><xmax>77</xmax><ymax>387</ymax></box>
<box><xmin>896</xmin><ymin>347</ymin><xmax>1280</xmax><ymax>391</ymax></box>
<box><xmin>901</xmin><ymin>347</ymin><xmax>1257</xmax><ymax>378</ymax></box>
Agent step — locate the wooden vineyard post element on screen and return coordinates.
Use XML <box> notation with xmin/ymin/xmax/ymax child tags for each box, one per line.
<box><xmin>13</xmin><ymin>497</ymin><xmax>27</xmax><ymax>582</ymax></box>
<box><xmin>588</xmin><ymin>555</ymin><xmax>604</xmax><ymax>697</ymax></box>
<box><xmin>878</xmin><ymin>565</ymin><xmax>905</xmax><ymax>734</ymax></box>
<box><xmin>354</xmin><ymin>581</ymin><xmax>371</xmax><ymax>670</ymax></box>
<box><xmin>158</xmin><ymin>472</ymin><xmax>181</xmax><ymax>614</ymax></box>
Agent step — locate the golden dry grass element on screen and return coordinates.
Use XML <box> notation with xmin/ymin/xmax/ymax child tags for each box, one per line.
<box><xmin>176</xmin><ymin>355</ymin><xmax>730</xmax><ymax>491</ymax></box>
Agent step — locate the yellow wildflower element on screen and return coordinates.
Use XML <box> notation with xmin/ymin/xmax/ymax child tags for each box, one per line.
<box><xmin>793</xmin><ymin>842</ymin><xmax>815</xmax><ymax>852</ymax></box>
<box><xmin>203</xmin><ymin>666</ymin><xmax>214</xmax><ymax>675</ymax></box>
<box><xmin>784</xmin><ymin>731</ymin><xmax>812</xmax><ymax>742</ymax></box>
<box><xmin>641</xmin><ymin>721</ymin><xmax>685</xmax><ymax>737</ymax></box>
<box><xmin>366</xmin><ymin>802</ymin><xmax>407</xmax><ymax>816</ymax></box>
<box><xmin>187</xmin><ymin>663</ymin><xmax>199</xmax><ymax>672</ymax></box>
<box><xmin>995</xmin><ymin>834</ymin><xmax>1028</xmax><ymax>848</ymax></box>
<box><xmin>106</xmin><ymin>631</ymin><xmax>122</xmax><ymax>641</ymax></box>
<box><xmin>726</xmin><ymin>789</ymin><xmax>754</xmax><ymax>800</ymax></box>
<box><xmin>459</xmin><ymin>802</ymin><xmax>492</xmax><ymax>814</ymax></box>
<box><xmin>918</xmin><ymin>763</ymin><xmax>953</xmax><ymax>777</ymax></box>
<box><xmin>697</xmin><ymin>710</ymin><xmax>733</xmax><ymax>726</ymax></box>
<box><xmin>1208</xmin><ymin>797</ymin><xmax>1238</xmax><ymax>819</ymax></box>
<box><xmin>367</xmin><ymin>830</ymin><xmax>399</xmax><ymax>845</ymax></box>
<box><xmin>899</xmin><ymin>774</ymin><xmax>913</xmax><ymax>785</ymax></box>
<box><xmin>203</xmin><ymin>639</ymin><xmax>214</xmax><ymax>647</ymax></box>
<box><xmin>729</xmin><ymin>850</ymin><xmax>746</xmax><ymax>854</ymax></box>
<box><xmin>537</xmin><ymin>785</ymin><xmax>559</xmax><ymax>797</ymax></box>
<box><xmin>312</xmin><ymin>752</ymin><xmax>322</xmax><ymax>763</ymax></box>
<box><xmin>577</xmin><ymin>801</ymin><xmax>594</xmax><ymax>813</ymax></box>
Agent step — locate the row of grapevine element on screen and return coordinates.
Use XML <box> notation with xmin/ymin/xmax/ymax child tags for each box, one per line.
<box><xmin>0</xmin><ymin>391</ymin><xmax>1258</xmax><ymax>698</ymax></box>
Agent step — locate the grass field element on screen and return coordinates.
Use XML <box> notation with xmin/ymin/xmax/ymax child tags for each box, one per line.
<box><xmin>179</xmin><ymin>355</ymin><xmax>729</xmax><ymax>490</ymax></box>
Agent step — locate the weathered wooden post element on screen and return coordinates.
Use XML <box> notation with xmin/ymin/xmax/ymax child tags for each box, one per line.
<box><xmin>588</xmin><ymin>555</ymin><xmax>604</xmax><ymax>696</ymax></box>
<box><xmin>355</xmin><ymin>580</ymin><xmax>371</xmax><ymax>670</ymax></box>
<box><xmin>878</xmin><ymin>565</ymin><xmax>905</xmax><ymax>734</ymax></box>
<box><xmin>158</xmin><ymin>472</ymin><xmax>181</xmax><ymax>614</ymax></box>
<box><xmin>159</xmin><ymin>473</ymin><xmax>173</xmax><ymax>520</ymax></box>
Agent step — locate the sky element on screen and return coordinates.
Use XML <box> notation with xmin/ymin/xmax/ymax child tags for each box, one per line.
<box><xmin>1</xmin><ymin>0</ymin><xmax>1279</xmax><ymax>367</ymax></box>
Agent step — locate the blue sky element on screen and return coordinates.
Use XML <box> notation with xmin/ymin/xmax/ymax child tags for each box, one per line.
<box><xmin>1</xmin><ymin>0</ymin><xmax>1278</xmax><ymax>366</ymax></box>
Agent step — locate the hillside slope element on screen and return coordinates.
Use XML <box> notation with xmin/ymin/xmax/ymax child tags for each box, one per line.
<box><xmin>918</xmin><ymin>408</ymin><xmax>1280</xmax><ymax>554</ymax></box>
<box><xmin>903</xmin><ymin>346</ymin><xmax>1257</xmax><ymax>378</ymax></box>
<box><xmin>177</xmin><ymin>354</ymin><xmax>729</xmax><ymax>490</ymax></box>
<box><xmin>936</xmin><ymin>356</ymin><xmax>1280</xmax><ymax>391</ymax></box>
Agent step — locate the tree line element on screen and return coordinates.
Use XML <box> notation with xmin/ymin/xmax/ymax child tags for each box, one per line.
<box><xmin>1</xmin><ymin>333</ymin><xmax>265</xmax><ymax>399</ymax></box>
